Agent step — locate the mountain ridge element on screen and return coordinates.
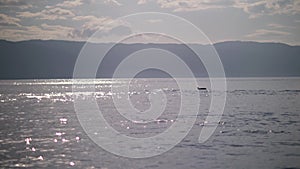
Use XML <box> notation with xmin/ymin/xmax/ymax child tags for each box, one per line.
<box><xmin>0</xmin><ymin>39</ymin><xmax>298</xmax><ymax>47</ymax></box>
<box><xmin>0</xmin><ymin>40</ymin><xmax>299</xmax><ymax>79</ymax></box>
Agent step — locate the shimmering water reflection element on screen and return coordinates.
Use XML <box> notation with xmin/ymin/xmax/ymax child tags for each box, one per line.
<box><xmin>0</xmin><ymin>78</ymin><xmax>300</xmax><ymax>169</ymax></box>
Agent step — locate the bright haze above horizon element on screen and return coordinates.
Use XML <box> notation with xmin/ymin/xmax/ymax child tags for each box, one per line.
<box><xmin>0</xmin><ymin>0</ymin><xmax>299</xmax><ymax>45</ymax></box>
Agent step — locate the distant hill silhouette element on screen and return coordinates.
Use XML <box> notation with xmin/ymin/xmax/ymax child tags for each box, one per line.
<box><xmin>0</xmin><ymin>40</ymin><xmax>299</xmax><ymax>79</ymax></box>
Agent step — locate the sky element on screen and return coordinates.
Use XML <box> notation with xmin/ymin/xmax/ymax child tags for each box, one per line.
<box><xmin>0</xmin><ymin>0</ymin><xmax>299</xmax><ymax>45</ymax></box>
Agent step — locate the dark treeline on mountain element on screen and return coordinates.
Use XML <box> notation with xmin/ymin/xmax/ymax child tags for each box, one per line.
<box><xmin>0</xmin><ymin>40</ymin><xmax>299</xmax><ymax>79</ymax></box>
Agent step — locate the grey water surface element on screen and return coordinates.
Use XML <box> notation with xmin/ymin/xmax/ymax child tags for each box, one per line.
<box><xmin>0</xmin><ymin>78</ymin><xmax>300</xmax><ymax>169</ymax></box>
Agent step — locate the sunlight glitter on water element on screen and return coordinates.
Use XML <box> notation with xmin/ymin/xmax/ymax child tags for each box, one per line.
<box><xmin>0</xmin><ymin>78</ymin><xmax>300</xmax><ymax>168</ymax></box>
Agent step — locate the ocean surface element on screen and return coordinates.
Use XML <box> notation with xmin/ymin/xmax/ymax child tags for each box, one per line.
<box><xmin>0</xmin><ymin>78</ymin><xmax>300</xmax><ymax>169</ymax></box>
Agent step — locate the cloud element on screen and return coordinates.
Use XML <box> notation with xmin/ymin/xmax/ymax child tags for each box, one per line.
<box><xmin>104</xmin><ymin>0</ymin><xmax>122</xmax><ymax>6</ymax></box>
<box><xmin>234</xmin><ymin>0</ymin><xmax>300</xmax><ymax>18</ymax></box>
<box><xmin>245</xmin><ymin>29</ymin><xmax>291</xmax><ymax>38</ymax></box>
<box><xmin>17</xmin><ymin>7</ymin><xmax>75</xmax><ymax>20</ymax></box>
<box><xmin>147</xmin><ymin>19</ymin><xmax>162</xmax><ymax>23</ymax></box>
<box><xmin>40</xmin><ymin>23</ymin><xmax>73</xmax><ymax>32</ymax></box>
<box><xmin>16</xmin><ymin>1</ymin><xmax>85</xmax><ymax>21</ymax></box>
<box><xmin>70</xmin><ymin>15</ymin><xmax>131</xmax><ymax>38</ymax></box>
<box><xmin>0</xmin><ymin>13</ymin><xmax>21</xmax><ymax>26</ymax></box>
<box><xmin>267</xmin><ymin>23</ymin><xmax>286</xmax><ymax>28</ymax></box>
<box><xmin>137</xmin><ymin>0</ymin><xmax>300</xmax><ymax>17</ymax></box>
<box><xmin>0</xmin><ymin>24</ymin><xmax>74</xmax><ymax>41</ymax></box>
<box><xmin>155</xmin><ymin>0</ymin><xmax>233</xmax><ymax>12</ymax></box>
<box><xmin>137</xmin><ymin>0</ymin><xmax>148</xmax><ymax>5</ymax></box>
<box><xmin>0</xmin><ymin>0</ymin><xmax>32</xmax><ymax>9</ymax></box>
<box><xmin>267</xmin><ymin>23</ymin><xmax>297</xmax><ymax>29</ymax></box>
<box><xmin>135</xmin><ymin>0</ymin><xmax>234</xmax><ymax>11</ymax></box>
<box><xmin>72</xmin><ymin>15</ymin><xmax>114</xmax><ymax>29</ymax></box>
<box><xmin>56</xmin><ymin>0</ymin><xmax>83</xmax><ymax>8</ymax></box>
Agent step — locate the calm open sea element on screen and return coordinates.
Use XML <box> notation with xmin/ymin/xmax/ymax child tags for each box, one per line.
<box><xmin>0</xmin><ymin>78</ymin><xmax>300</xmax><ymax>169</ymax></box>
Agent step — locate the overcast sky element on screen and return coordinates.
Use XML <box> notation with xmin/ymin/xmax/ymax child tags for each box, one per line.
<box><xmin>0</xmin><ymin>0</ymin><xmax>299</xmax><ymax>45</ymax></box>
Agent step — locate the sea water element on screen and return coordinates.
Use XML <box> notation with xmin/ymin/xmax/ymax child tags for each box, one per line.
<box><xmin>0</xmin><ymin>78</ymin><xmax>300</xmax><ymax>169</ymax></box>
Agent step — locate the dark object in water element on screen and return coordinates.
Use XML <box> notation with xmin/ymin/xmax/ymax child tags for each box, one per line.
<box><xmin>197</xmin><ymin>87</ymin><xmax>207</xmax><ymax>91</ymax></box>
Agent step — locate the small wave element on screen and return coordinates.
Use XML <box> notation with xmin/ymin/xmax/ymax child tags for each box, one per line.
<box><xmin>230</xmin><ymin>90</ymin><xmax>277</xmax><ymax>96</ymax></box>
<box><xmin>279</xmin><ymin>90</ymin><xmax>300</xmax><ymax>93</ymax></box>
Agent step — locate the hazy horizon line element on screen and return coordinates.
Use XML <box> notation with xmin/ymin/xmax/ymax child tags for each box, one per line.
<box><xmin>1</xmin><ymin>39</ymin><xmax>298</xmax><ymax>47</ymax></box>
